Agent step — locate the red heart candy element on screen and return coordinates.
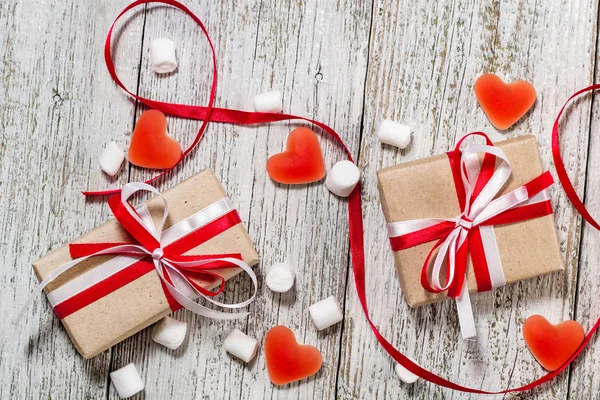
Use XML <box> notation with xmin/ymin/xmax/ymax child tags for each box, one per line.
<box><xmin>474</xmin><ymin>74</ymin><xmax>536</xmax><ymax>130</ymax></box>
<box><xmin>266</xmin><ymin>127</ymin><xmax>326</xmax><ymax>184</ymax></box>
<box><xmin>264</xmin><ymin>325</ymin><xmax>322</xmax><ymax>385</ymax></box>
<box><xmin>522</xmin><ymin>315</ymin><xmax>584</xmax><ymax>371</ymax></box>
<box><xmin>128</xmin><ymin>109</ymin><xmax>182</xmax><ymax>169</ymax></box>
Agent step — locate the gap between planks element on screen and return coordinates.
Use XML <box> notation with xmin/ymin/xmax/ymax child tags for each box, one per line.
<box><xmin>333</xmin><ymin>0</ymin><xmax>377</xmax><ymax>399</ymax></box>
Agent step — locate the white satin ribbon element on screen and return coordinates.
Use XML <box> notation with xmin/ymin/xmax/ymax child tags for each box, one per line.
<box><xmin>17</xmin><ymin>183</ymin><xmax>257</xmax><ymax>322</ymax></box>
<box><xmin>387</xmin><ymin>143</ymin><xmax>550</xmax><ymax>339</ymax></box>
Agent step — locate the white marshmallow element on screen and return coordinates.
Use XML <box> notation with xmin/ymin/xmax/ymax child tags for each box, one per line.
<box><xmin>110</xmin><ymin>363</ymin><xmax>144</xmax><ymax>399</ymax></box>
<box><xmin>254</xmin><ymin>90</ymin><xmax>283</xmax><ymax>113</ymax></box>
<box><xmin>224</xmin><ymin>329</ymin><xmax>259</xmax><ymax>363</ymax></box>
<box><xmin>150</xmin><ymin>38</ymin><xmax>177</xmax><ymax>74</ymax></box>
<box><xmin>99</xmin><ymin>141</ymin><xmax>125</xmax><ymax>176</ymax></box>
<box><xmin>395</xmin><ymin>358</ymin><xmax>419</xmax><ymax>384</ymax></box>
<box><xmin>309</xmin><ymin>295</ymin><xmax>343</xmax><ymax>330</ymax></box>
<box><xmin>265</xmin><ymin>262</ymin><xmax>295</xmax><ymax>293</ymax></box>
<box><xmin>325</xmin><ymin>160</ymin><xmax>360</xmax><ymax>197</ymax></box>
<box><xmin>151</xmin><ymin>316</ymin><xmax>187</xmax><ymax>350</ymax></box>
<box><xmin>378</xmin><ymin>119</ymin><xmax>412</xmax><ymax>149</ymax></box>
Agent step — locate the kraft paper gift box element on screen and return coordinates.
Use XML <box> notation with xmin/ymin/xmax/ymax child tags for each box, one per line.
<box><xmin>32</xmin><ymin>169</ymin><xmax>259</xmax><ymax>358</ymax></box>
<box><xmin>377</xmin><ymin>135</ymin><xmax>563</xmax><ymax>308</ymax></box>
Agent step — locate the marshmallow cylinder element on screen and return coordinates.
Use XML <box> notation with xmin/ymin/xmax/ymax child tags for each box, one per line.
<box><xmin>325</xmin><ymin>160</ymin><xmax>360</xmax><ymax>197</ymax></box>
<box><xmin>150</xmin><ymin>38</ymin><xmax>177</xmax><ymax>74</ymax></box>
<box><xmin>395</xmin><ymin>358</ymin><xmax>419</xmax><ymax>384</ymax></box>
<box><xmin>99</xmin><ymin>141</ymin><xmax>125</xmax><ymax>177</ymax></box>
<box><xmin>265</xmin><ymin>262</ymin><xmax>295</xmax><ymax>293</ymax></box>
<box><xmin>151</xmin><ymin>316</ymin><xmax>187</xmax><ymax>350</ymax></box>
<box><xmin>224</xmin><ymin>328</ymin><xmax>259</xmax><ymax>363</ymax></box>
<box><xmin>309</xmin><ymin>296</ymin><xmax>343</xmax><ymax>330</ymax></box>
<box><xmin>378</xmin><ymin>119</ymin><xmax>412</xmax><ymax>149</ymax></box>
<box><xmin>110</xmin><ymin>363</ymin><xmax>144</xmax><ymax>399</ymax></box>
<box><xmin>254</xmin><ymin>90</ymin><xmax>283</xmax><ymax>113</ymax></box>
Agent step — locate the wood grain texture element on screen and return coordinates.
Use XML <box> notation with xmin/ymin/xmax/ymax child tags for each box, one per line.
<box><xmin>2</xmin><ymin>0</ymin><xmax>600</xmax><ymax>398</ymax></box>
<box><xmin>111</xmin><ymin>1</ymin><xmax>372</xmax><ymax>399</ymax></box>
<box><xmin>0</xmin><ymin>0</ymin><xmax>144</xmax><ymax>399</ymax></box>
<box><xmin>567</xmin><ymin>18</ymin><xmax>600</xmax><ymax>398</ymax></box>
<box><xmin>339</xmin><ymin>0</ymin><xmax>598</xmax><ymax>399</ymax></box>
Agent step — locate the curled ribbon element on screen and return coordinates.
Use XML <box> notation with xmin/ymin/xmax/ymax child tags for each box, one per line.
<box><xmin>18</xmin><ymin>182</ymin><xmax>257</xmax><ymax>321</ymax></box>
<box><xmin>387</xmin><ymin>132</ymin><xmax>554</xmax><ymax>338</ymax></box>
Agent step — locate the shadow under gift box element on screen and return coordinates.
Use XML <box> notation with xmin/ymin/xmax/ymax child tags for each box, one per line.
<box><xmin>32</xmin><ymin>169</ymin><xmax>259</xmax><ymax>359</ymax></box>
<box><xmin>377</xmin><ymin>135</ymin><xmax>563</xmax><ymax>308</ymax></box>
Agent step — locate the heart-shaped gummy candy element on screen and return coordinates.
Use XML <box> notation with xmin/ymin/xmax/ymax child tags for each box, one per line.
<box><xmin>264</xmin><ymin>325</ymin><xmax>322</xmax><ymax>385</ymax></box>
<box><xmin>266</xmin><ymin>127</ymin><xmax>326</xmax><ymax>184</ymax></box>
<box><xmin>474</xmin><ymin>74</ymin><xmax>536</xmax><ymax>130</ymax></box>
<box><xmin>128</xmin><ymin>109</ymin><xmax>182</xmax><ymax>169</ymax></box>
<box><xmin>522</xmin><ymin>315</ymin><xmax>584</xmax><ymax>371</ymax></box>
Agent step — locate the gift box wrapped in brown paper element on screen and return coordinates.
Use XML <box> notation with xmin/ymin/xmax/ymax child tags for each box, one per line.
<box><xmin>32</xmin><ymin>169</ymin><xmax>258</xmax><ymax>358</ymax></box>
<box><xmin>377</xmin><ymin>135</ymin><xmax>563</xmax><ymax>308</ymax></box>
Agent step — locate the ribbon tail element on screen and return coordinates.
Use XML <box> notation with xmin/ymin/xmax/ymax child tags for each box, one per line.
<box><xmin>160</xmin><ymin>266</ymin><xmax>185</xmax><ymax>311</ymax></box>
<box><xmin>455</xmin><ymin>281</ymin><xmax>476</xmax><ymax>339</ymax></box>
<box><xmin>478</xmin><ymin>226</ymin><xmax>506</xmax><ymax>288</ymax></box>
<box><xmin>447</xmin><ymin>237</ymin><xmax>477</xmax><ymax>339</ymax></box>
<box><xmin>156</xmin><ymin>257</ymin><xmax>258</xmax><ymax>319</ymax></box>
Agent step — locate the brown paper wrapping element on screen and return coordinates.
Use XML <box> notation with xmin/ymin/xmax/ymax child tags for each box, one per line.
<box><xmin>33</xmin><ymin>169</ymin><xmax>259</xmax><ymax>358</ymax></box>
<box><xmin>377</xmin><ymin>135</ymin><xmax>563</xmax><ymax>308</ymax></box>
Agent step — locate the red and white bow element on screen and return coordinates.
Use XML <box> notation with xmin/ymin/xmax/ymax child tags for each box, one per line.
<box><xmin>387</xmin><ymin>133</ymin><xmax>554</xmax><ymax>338</ymax></box>
<box><xmin>19</xmin><ymin>182</ymin><xmax>257</xmax><ymax>321</ymax></box>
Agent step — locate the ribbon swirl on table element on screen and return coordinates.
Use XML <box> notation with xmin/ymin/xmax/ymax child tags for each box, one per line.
<box><xmin>19</xmin><ymin>182</ymin><xmax>257</xmax><ymax>322</ymax></box>
<box><xmin>387</xmin><ymin>132</ymin><xmax>554</xmax><ymax>338</ymax></box>
<box><xmin>75</xmin><ymin>0</ymin><xmax>600</xmax><ymax>394</ymax></box>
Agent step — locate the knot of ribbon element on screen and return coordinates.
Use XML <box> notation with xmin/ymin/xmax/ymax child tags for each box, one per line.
<box><xmin>19</xmin><ymin>182</ymin><xmax>257</xmax><ymax>322</ymax></box>
<box><xmin>455</xmin><ymin>216</ymin><xmax>473</xmax><ymax>230</ymax></box>
<box><xmin>152</xmin><ymin>248</ymin><xmax>164</xmax><ymax>261</ymax></box>
<box><xmin>387</xmin><ymin>132</ymin><xmax>555</xmax><ymax>338</ymax></box>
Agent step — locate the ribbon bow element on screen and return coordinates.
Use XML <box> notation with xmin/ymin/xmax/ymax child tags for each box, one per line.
<box><xmin>387</xmin><ymin>133</ymin><xmax>554</xmax><ymax>338</ymax></box>
<box><xmin>18</xmin><ymin>182</ymin><xmax>257</xmax><ymax>321</ymax></box>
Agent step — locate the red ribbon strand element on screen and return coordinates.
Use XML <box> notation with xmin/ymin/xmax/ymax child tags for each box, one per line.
<box><xmin>87</xmin><ymin>0</ymin><xmax>600</xmax><ymax>394</ymax></box>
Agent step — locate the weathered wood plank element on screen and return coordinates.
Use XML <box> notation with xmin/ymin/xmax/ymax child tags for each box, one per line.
<box><xmin>0</xmin><ymin>0</ymin><xmax>145</xmax><ymax>399</ymax></box>
<box><xmin>113</xmin><ymin>1</ymin><xmax>372</xmax><ymax>399</ymax></box>
<box><xmin>339</xmin><ymin>0</ymin><xmax>597</xmax><ymax>399</ymax></box>
<box><xmin>567</xmin><ymin>15</ymin><xmax>600</xmax><ymax>397</ymax></box>
<box><xmin>3</xmin><ymin>0</ymin><xmax>600</xmax><ymax>398</ymax></box>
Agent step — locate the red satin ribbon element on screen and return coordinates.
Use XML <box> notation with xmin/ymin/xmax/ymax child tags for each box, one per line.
<box><xmin>85</xmin><ymin>0</ymin><xmax>600</xmax><ymax>394</ymax></box>
<box><xmin>62</xmin><ymin>197</ymin><xmax>244</xmax><ymax>318</ymax></box>
<box><xmin>392</xmin><ymin>133</ymin><xmax>554</xmax><ymax>299</ymax></box>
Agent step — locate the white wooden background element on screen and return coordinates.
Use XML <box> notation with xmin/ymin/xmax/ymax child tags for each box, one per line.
<box><xmin>1</xmin><ymin>0</ymin><xmax>599</xmax><ymax>398</ymax></box>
